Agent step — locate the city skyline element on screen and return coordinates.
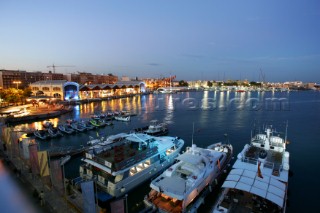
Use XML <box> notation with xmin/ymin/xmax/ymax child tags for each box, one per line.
<box><xmin>1</xmin><ymin>0</ymin><xmax>320</xmax><ymax>83</ymax></box>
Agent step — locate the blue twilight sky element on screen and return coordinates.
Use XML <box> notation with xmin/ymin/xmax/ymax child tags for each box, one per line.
<box><xmin>0</xmin><ymin>0</ymin><xmax>320</xmax><ymax>82</ymax></box>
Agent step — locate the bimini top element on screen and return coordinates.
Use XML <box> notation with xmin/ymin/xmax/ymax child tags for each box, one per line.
<box><xmin>176</xmin><ymin>153</ymin><xmax>204</xmax><ymax>165</ymax></box>
<box><xmin>222</xmin><ymin>168</ymin><xmax>286</xmax><ymax>208</ymax></box>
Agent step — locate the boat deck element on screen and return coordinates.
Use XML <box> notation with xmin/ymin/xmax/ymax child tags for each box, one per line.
<box><xmin>147</xmin><ymin>191</ymin><xmax>182</xmax><ymax>213</ymax></box>
<box><xmin>218</xmin><ymin>189</ymin><xmax>282</xmax><ymax>213</ymax></box>
<box><xmin>92</xmin><ymin>142</ymin><xmax>158</xmax><ymax>171</ymax></box>
<box><xmin>245</xmin><ymin>146</ymin><xmax>283</xmax><ymax>166</ymax></box>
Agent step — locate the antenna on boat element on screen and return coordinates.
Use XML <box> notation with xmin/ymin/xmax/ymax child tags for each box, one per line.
<box><xmin>192</xmin><ymin>122</ymin><xmax>195</xmax><ymax>146</ymax></box>
<box><xmin>285</xmin><ymin>120</ymin><xmax>288</xmax><ymax>143</ymax></box>
<box><xmin>224</xmin><ymin>133</ymin><xmax>229</xmax><ymax>144</ymax></box>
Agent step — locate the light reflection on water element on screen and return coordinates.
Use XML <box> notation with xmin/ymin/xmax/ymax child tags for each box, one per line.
<box><xmin>9</xmin><ymin>91</ymin><xmax>320</xmax><ymax>212</ymax></box>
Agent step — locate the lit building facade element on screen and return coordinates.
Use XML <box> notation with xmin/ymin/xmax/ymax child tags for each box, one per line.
<box><xmin>79</xmin><ymin>81</ymin><xmax>146</xmax><ymax>99</ymax></box>
<box><xmin>29</xmin><ymin>80</ymin><xmax>80</xmax><ymax>100</ymax></box>
<box><xmin>29</xmin><ymin>80</ymin><xmax>145</xmax><ymax>100</ymax></box>
<box><xmin>64</xmin><ymin>72</ymin><xmax>118</xmax><ymax>85</ymax></box>
<box><xmin>0</xmin><ymin>69</ymin><xmax>64</xmax><ymax>89</ymax></box>
<box><xmin>0</xmin><ymin>69</ymin><xmax>118</xmax><ymax>89</ymax></box>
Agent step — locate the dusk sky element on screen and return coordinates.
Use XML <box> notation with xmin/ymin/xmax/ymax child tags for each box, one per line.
<box><xmin>1</xmin><ymin>0</ymin><xmax>320</xmax><ymax>82</ymax></box>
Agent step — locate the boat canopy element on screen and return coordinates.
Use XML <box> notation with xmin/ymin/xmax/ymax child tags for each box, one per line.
<box><xmin>176</xmin><ymin>153</ymin><xmax>203</xmax><ymax>165</ymax></box>
<box><xmin>222</xmin><ymin>168</ymin><xmax>286</xmax><ymax>208</ymax></box>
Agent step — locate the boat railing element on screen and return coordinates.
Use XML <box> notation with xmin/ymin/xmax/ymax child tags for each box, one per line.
<box><xmin>242</xmin><ymin>157</ymin><xmax>274</xmax><ymax>169</ymax></box>
<box><xmin>91</xmin><ymin>155</ymin><xmax>112</xmax><ymax>168</ymax></box>
<box><xmin>114</xmin><ymin>146</ymin><xmax>158</xmax><ymax>171</ymax></box>
<box><xmin>242</xmin><ymin>157</ymin><xmax>257</xmax><ymax>165</ymax></box>
<box><xmin>270</xmin><ymin>141</ymin><xmax>284</xmax><ymax>148</ymax></box>
<box><xmin>88</xmin><ymin>146</ymin><xmax>158</xmax><ymax>171</ymax></box>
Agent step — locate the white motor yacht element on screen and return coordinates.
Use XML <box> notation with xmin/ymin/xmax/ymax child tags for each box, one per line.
<box><xmin>80</xmin><ymin>133</ymin><xmax>184</xmax><ymax>199</ymax></box>
<box><xmin>144</xmin><ymin>142</ymin><xmax>233</xmax><ymax>212</ymax></box>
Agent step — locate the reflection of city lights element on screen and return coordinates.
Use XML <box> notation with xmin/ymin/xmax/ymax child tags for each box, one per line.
<box><xmin>219</xmin><ymin>91</ymin><xmax>225</xmax><ymax>108</ymax></box>
<box><xmin>164</xmin><ymin>95</ymin><xmax>174</xmax><ymax>124</ymax></box>
<box><xmin>202</xmin><ymin>91</ymin><xmax>208</xmax><ymax>109</ymax></box>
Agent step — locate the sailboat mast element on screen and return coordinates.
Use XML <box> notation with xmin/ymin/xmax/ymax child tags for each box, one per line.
<box><xmin>285</xmin><ymin>121</ymin><xmax>288</xmax><ymax>143</ymax></box>
<box><xmin>192</xmin><ymin>122</ymin><xmax>194</xmax><ymax>146</ymax></box>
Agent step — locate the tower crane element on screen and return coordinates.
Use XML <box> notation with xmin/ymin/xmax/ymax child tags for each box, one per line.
<box><xmin>47</xmin><ymin>64</ymin><xmax>75</xmax><ymax>73</ymax></box>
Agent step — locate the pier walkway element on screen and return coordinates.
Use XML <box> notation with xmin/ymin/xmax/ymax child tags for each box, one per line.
<box><xmin>0</xmin><ymin>149</ymin><xmax>83</xmax><ymax>213</ymax></box>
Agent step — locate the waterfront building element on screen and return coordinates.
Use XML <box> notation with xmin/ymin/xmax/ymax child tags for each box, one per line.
<box><xmin>0</xmin><ymin>69</ymin><xmax>51</xmax><ymax>89</ymax></box>
<box><xmin>29</xmin><ymin>80</ymin><xmax>146</xmax><ymax>101</ymax></box>
<box><xmin>29</xmin><ymin>80</ymin><xmax>80</xmax><ymax>100</ymax></box>
<box><xmin>64</xmin><ymin>72</ymin><xmax>118</xmax><ymax>85</ymax></box>
<box><xmin>79</xmin><ymin>81</ymin><xmax>146</xmax><ymax>99</ymax></box>
<box><xmin>187</xmin><ymin>80</ymin><xmax>217</xmax><ymax>89</ymax></box>
<box><xmin>0</xmin><ymin>69</ymin><xmax>118</xmax><ymax>89</ymax></box>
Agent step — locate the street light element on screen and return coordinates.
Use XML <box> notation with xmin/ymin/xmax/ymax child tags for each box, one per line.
<box><xmin>13</xmin><ymin>80</ymin><xmax>21</xmax><ymax>89</ymax></box>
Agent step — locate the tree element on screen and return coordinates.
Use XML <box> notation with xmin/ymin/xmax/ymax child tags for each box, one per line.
<box><xmin>207</xmin><ymin>81</ymin><xmax>213</xmax><ymax>87</ymax></box>
<box><xmin>22</xmin><ymin>88</ymin><xmax>33</xmax><ymax>104</ymax></box>
<box><xmin>250</xmin><ymin>81</ymin><xmax>262</xmax><ymax>87</ymax></box>
<box><xmin>178</xmin><ymin>80</ymin><xmax>188</xmax><ymax>87</ymax></box>
<box><xmin>0</xmin><ymin>88</ymin><xmax>25</xmax><ymax>105</ymax></box>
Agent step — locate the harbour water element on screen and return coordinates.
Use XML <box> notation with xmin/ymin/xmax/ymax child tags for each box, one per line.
<box><xmin>7</xmin><ymin>90</ymin><xmax>320</xmax><ymax>212</ymax></box>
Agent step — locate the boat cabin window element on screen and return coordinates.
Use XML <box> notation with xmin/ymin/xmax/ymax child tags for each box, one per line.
<box><xmin>115</xmin><ymin>174</ymin><xmax>123</xmax><ymax>183</ymax></box>
<box><xmin>166</xmin><ymin>146</ymin><xmax>175</xmax><ymax>155</ymax></box>
<box><xmin>129</xmin><ymin>160</ymin><xmax>151</xmax><ymax>176</ymax></box>
<box><xmin>144</xmin><ymin>159</ymin><xmax>151</xmax><ymax>167</ymax></box>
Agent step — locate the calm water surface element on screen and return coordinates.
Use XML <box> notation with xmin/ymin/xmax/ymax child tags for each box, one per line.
<box><xmin>12</xmin><ymin>91</ymin><xmax>320</xmax><ymax>212</ymax></box>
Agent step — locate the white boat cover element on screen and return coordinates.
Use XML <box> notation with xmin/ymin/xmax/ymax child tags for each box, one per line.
<box><xmin>154</xmin><ymin>176</ymin><xmax>186</xmax><ymax>198</ymax></box>
<box><xmin>176</xmin><ymin>153</ymin><xmax>203</xmax><ymax>165</ymax></box>
<box><xmin>222</xmin><ymin>168</ymin><xmax>286</xmax><ymax>207</ymax></box>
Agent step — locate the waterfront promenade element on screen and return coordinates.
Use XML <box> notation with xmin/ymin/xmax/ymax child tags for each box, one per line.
<box><xmin>0</xmin><ymin>148</ymin><xmax>82</xmax><ymax>213</ymax></box>
<box><xmin>0</xmin><ymin>104</ymin><xmax>85</xmax><ymax>212</ymax></box>
<box><xmin>2</xmin><ymin>103</ymin><xmax>73</xmax><ymax>126</ymax></box>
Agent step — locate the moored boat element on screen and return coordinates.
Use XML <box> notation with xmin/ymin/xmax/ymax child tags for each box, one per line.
<box><xmin>79</xmin><ymin>133</ymin><xmax>185</xmax><ymax>200</ymax></box>
<box><xmin>87</xmin><ymin>133</ymin><xmax>128</xmax><ymax>146</ymax></box>
<box><xmin>114</xmin><ymin>115</ymin><xmax>131</xmax><ymax>122</ymax></box>
<box><xmin>144</xmin><ymin>142</ymin><xmax>233</xmax><ymax>212</ymax></box>
<box><xmin>212</xmin><ymin>123</ymin><xmax>290</xmax><ymax>213</ymax></box>
<box><xmin>42</xmin><ymin>120</ymin><xmax>53</xmax><ymax>128</ymax></box>
<box><xmin>143</xmin><ymin>120</ymin><xmax>168</xmax><ymax>136</ymax></box>
<box><xmin>80</xmin><ymin>120</ymin><xmax>96</xmax><ymax>130</ymax></box>
<box><xmin>71</xmin><ymin>122</ymin><xmax>87</xmax><ymax>132</ymax></box>
<box><xmin>89</xmin><ymin>119</ymin><xmax>107</xmax><ymax>127</ymax></box>
<box><xmin>48</xmin><ymin>127</ymin><xmax>63</xmax><ymax>138</ymax></box>
<box><xmin>34</xmin><ymin>129</ymin><xmax>50</xmax><ymax>140</ymax></box>
<box><xmin>58</xmin><ymin>124</ymin><xmax>75</xmax><ymax>134</ymax></box>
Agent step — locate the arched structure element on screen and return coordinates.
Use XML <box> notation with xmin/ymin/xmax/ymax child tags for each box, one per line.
<box><xmin>29</xmin><ymin>80</ymin><xmax>145</xmax><ymax>100</ymax></box>
<box><xmin>29</xmin><ymin>80</ymin><xmax>80</xmax><ymax>101</ymax></box>
<box><xmin>78</xmin><ymin>81</ymin><xmax>146</xmax><ymax>99</ymax></box>
<box><xmin>63</xmin><ymin>81</ymin><xmax>80</xmax><ymax>100</ymax></box>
